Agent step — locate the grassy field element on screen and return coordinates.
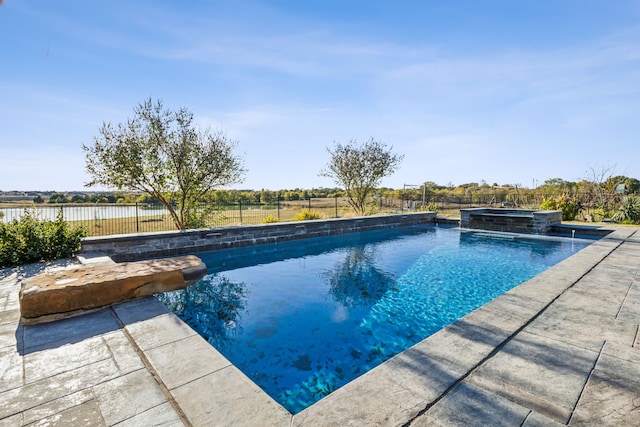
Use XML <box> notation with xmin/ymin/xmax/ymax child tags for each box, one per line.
<box><xmin>68</xmin><ymin>204</ymin><xmax>384</xmax><ymax>236</ymax></box>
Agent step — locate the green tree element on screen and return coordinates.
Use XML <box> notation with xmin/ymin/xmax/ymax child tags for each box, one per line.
<box><xmin>626</xmin><ymin>178</ymin><xmax>640</xmax><ymax>194</ymax></box>
<box><xmin>237</xmin><ymin>191</ymin><xmax>256</xmax><ymax>204</ymax></box>
<box><xmin>259</xmin><ymin>190</ymin><xmax>277</xmax><ymax>205</ymax></box>
<box><xmin>604</xmin><ymin>176</ymin><xmax>640</xmax><ymax>194</ymax></box>
<box><xmin>319</xmin><ymin>138</ymin><xmax>403</xmax><ymax>216</ymax></box>
<box><xmin>283</xmin><ymin>190</ymin><xmax>300</xmax><ymax>201</ymax></box>
<box><xmin>83</xmin><ymin>98</ymin><xmax>246</xmax><ymax>230</ymax></box>
<box><xmin>48</xmin><ymin>193</ymin><xmax>69</xmax><ymax>204</ymax></box>
<box><xmin>539</xmin><ymin>178</ymin><xmax>577</xmax><ymax>196</ymax></box>
<box><xmin>211</xmin><ymin>190</ymin><xmax>232</xmax><ymax>205</ymax></box>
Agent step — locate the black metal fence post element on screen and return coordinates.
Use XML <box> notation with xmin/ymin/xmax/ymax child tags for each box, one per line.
<box><xmin>135</xmin><ymin>203</ymin><xmax>139</xmax><ymax>233</ymax></box>
<box><xmin>277</xmin><ymin>197</ymin><xmax>280</xmax><ymax>219</ymax></box>
<box><xmin>239</xmin><ymin>200</ymin><xmax>243</xmax><ymax>224</ymax></box>
<box><xmin>335</xmin><ymin>196</ymin><xmax>338</xmax><ymax>218</ymax></box>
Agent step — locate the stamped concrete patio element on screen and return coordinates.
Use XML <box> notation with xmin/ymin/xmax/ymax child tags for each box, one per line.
<box><xmin>1</xmin><ymin>227</ymin><xmax>639</xmax><ymax>426</ymax></box>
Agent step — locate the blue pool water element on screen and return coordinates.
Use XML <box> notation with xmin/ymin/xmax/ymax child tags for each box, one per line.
<box><xmin>157</xmin><ymin>225</ymin><xmax>591</xmax><ymax>413</ymax></box>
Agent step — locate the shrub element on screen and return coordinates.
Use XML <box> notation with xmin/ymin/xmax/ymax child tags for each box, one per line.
<box><xmin>540</xmin><ymin>195</ymin><xmax>578</xmax><ymax>221</ymax></box>
<box><xmin>261</xmin><ymin>215</ymin><xmax>280</xmax><ymax>224</ymax></box>
<box><xmin>613</xmin><ymin>196</ymin><xmax>640</xmax><ymax>224</ymax></box>
<box><xmin>293</xmin><ymin>209</ymin><xmax>324</xmax><ymax>221</ymax></box>
<box><xmin>540</xmin><ymin>197</ymin><xmax>557</xmax><ymax>211</ymax></box>
<box><xmin>591</xmin><ymin>208</ymin><xmax>609</xmax><ymax>222</ymax></box>
<box><xmin>0</xmin><ymin>210</ymin><xmax>87</xmax><ymax>268</ymax></box>
<box><xmin>420</xmin><ymin>203</ymin><xmax>438</xmax><ymax>213</ymax></box>
<box><xmin>366</xmin><ymin>199</ymin><xmax>380</xmax><ymax>215</ymax></box>
<box><xmin>557</xmin><ymin>196</ymin><xmax>579</xmax><ymax>221</ymax></box>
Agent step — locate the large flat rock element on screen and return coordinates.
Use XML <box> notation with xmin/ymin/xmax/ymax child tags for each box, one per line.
<box><xmin>19</xmin><ymin>255</ymin><xmax>206</xmax><ymax>325</ymax></box>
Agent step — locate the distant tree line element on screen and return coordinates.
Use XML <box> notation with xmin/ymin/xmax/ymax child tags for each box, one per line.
<box><xmin>35</xmin><ymin>188</ymin><xmax>349</xmax><ymax>205</ymax></box>
<box><xmin>35</xmin><ymin>175</ymin><xmax>640</xmax><ymax>208</ymax></box>
<box><xmin>25</xmin><ymin>173</ymin><xmax>640</xmax><ymax>225</ymax></box>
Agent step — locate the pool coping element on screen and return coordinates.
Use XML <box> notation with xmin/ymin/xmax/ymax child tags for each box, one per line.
<box><xmin>2</xmin><ymin>226</ymin><xmax>639</xmax><ymax>425</ymax></box>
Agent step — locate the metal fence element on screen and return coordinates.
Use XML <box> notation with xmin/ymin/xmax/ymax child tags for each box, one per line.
<box><xmin>0</xmin><ymin>192</ymin><xmax>631</xmax><ymax>237</ymax></box>
<box><xmin>2</xmin><ymin>197</ymin><xmax>425</xmax><ymax>236</ymax></box>
<box><xmin>2</xmin><ymin>198</ymin><xmax>374</xmax><ymax>236</ymax></box>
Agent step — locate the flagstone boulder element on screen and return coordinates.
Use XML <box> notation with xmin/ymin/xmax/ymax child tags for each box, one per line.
<box><xmin>19</xmin><ymin>255</ymin><xmax>206</xmax><ymax>325</ymax></box>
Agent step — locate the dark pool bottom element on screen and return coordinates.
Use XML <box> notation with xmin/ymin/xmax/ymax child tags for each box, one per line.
<box><xmin>157</xmin><ymin>225</ymin><xmax>591</xmax><ymax>413</ymax></box>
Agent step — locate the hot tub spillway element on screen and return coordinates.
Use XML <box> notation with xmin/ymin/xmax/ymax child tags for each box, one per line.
<box><xmin>460</xmin><ymin>208</ymin><xmax>562</xmax><ymax>234</ymax></box>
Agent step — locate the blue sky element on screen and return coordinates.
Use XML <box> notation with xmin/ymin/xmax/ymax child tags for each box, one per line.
<box><xmin>1</xmin><ymin>1</ymin><xmax>639</xmax><ymax>191</ymax></box>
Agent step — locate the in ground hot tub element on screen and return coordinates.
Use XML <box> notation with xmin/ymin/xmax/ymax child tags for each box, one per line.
<box><xmin>460</xmin><ymin>208</ymin><xmax>562</xmax><ymax>233</ymax></box>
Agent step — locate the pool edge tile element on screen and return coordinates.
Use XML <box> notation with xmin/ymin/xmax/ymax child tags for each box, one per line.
<box><xmin>144</xmin><ymin>334</ymin><xmax>231</xmax><ymax>391</ymax></box>
<box><xmin>172</xmin><ymin>365</ymin><xmax>291</xmax><ymax>427</ymax></box>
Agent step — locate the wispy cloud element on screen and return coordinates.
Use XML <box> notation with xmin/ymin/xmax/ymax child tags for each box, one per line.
<box><xmin>3</xmin><ymin>1</ymin><xmax>639</xmax><ymax>190</ymax></box>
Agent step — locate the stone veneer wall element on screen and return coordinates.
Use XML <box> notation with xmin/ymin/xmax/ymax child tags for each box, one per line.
<box><xmin>81</xmin><ymin>212</ymin><xmax>437</xmax><ymax>262</ymax></box>
<box><xmin>460</xmin><ymin>208</ymin><xmax>562</xmax><ymax>234</ymax></box>
<box><xmin>532</xmin><ymin>210</ymin><xmax>563</xmax><ymax>233</ymax></box>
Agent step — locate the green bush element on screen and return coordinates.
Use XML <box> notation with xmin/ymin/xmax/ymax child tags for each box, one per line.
<box><xmin>540</xmin><ymin>195</ymin><xmax>578</xmax><ymax>221</ymax></box>
<box><xmin>366</xmin><ymin>199</ymin><xmax>380</xmax><ymax>215</ymax></box>
<box><xmin>540</xmin><ymin>197</ymin><xmax>557</xmax><ymax>211</ymax></box>
<box><xmin>293</xmin><ymin>209</ymin><xmax>324</xmax><ymax>221</ymax></box>
<box><xmin>420</xmin><ymin>203</ymin><xmax>438</xmax><ymax>213</ymax></box>
<box><xmin>0</xmin><ymin>210</ymin><xmax>87</xmax><ymax>268</ymax></box>
<box><xmin>591</xmin><ymin>208</ymin><xmax>609</xmax><ymax>222</ymax></box>
<box><xmin>557</xmin><ymin>196</ymin><xmax>579</xmax><ymax>221</ymax></box>
<box><xmin>613</xmin><ymin>196</ymin><xmax>640</xmax><ymax>224</ymax></box>
<box><xmin>261</xmin><ymin>215</ymin><xmax>280</xmax><ymax>224</ymax></box>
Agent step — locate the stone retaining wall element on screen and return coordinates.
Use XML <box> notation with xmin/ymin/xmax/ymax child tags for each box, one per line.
<box><xmin>81</xmin><ymin>212</ymin><xmax>437</xmax><ymax>262</ymax></box>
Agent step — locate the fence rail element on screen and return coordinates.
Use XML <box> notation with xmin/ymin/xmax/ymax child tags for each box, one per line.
<box><xmin>0</xmin><ymin>192</ymin><xmax>631</xmax><ymax>237</ymax></box>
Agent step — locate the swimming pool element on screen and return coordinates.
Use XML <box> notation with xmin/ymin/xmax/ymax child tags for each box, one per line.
<box><xmin>157</xmin><ymin>225</ymin><xmax>591</xmax><ymax>413</ymax></box>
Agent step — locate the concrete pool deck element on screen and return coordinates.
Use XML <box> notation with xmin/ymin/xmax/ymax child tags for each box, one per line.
<box><xmin>1</xmin><ymin>227</ymin><xmax>639</xmax><ymax>426</ymax></box>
